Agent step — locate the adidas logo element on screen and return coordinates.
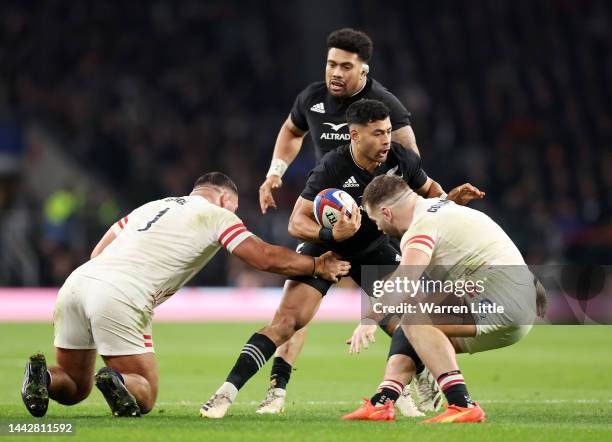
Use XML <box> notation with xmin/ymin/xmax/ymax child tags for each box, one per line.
<box><xmin>310</xmin><ymin>102</ymin><xmax>325</xmax><ymax>113</ymax></box>
<box><xmin>343</xmin><ymin>176</ymin><xmax>359</xmax><ymax>188</ymax></box>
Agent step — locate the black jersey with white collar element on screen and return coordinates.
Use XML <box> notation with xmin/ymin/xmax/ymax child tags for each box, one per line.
<box><xmin>290</xmin><ymin>78</ymin><xmax>411</xmax><ymax>161</ymax></box>
<box><xmin>300</xmin><ymin>142</ymin><xmax>427</xmax><ymax>256</ymax></box>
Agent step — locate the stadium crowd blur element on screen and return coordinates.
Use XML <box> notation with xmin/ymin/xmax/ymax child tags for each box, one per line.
<box><xmin>1</xmin><ymin>0</ymin><xmax>611</xmax><ymax>286</ymax></box>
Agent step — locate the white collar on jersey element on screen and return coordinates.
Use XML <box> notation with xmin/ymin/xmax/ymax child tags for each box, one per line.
<box><xmin>350</xmin><ymin>78</ymin><xmax>368</xmax><ymax>97</ymax></box>
<box><xmin>349</xmin><ymin>145</ymin><xmax>381</xmax><ymax>171</ymax></box>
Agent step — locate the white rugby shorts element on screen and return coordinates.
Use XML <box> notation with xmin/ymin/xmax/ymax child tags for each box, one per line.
<box><xmin>53</xmin><ymin>273</ymin><xmax>154</xmax><ymax>355</ymax></box>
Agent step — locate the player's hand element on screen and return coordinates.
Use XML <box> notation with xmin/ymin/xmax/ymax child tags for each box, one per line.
<box><xmin>447</xmin><ymin>183</ymin><xmax>485</xmax><ymax>205</ymax></box>
<box><xmin>346</xmin><ymin>321</ymin><xmax>377</xmax><ymax>354</ymax></box>
<box><xmin>332</xmin><ymin>204</ymin><xmax>362</xmax><ymax>241</ymax></box>
<box><xmin>259</xmin><ymin>176</ymin><xmax>283</xmax><ymax>214</ymax></box>
<box><xmin>535</xmin><ymin>278</ymin><xmax>548</xmax><ymax>319</ymax></box>
<box><xmin>314</xmin><ymin>251</ymin><xmax>351</xmax><ymax>283</ymax></box>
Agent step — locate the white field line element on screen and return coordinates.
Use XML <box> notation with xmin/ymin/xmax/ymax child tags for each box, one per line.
<box><xmin>1</xmin><ymin>399</ymin><xmax>611</xmax><ymax>407</ymax></box>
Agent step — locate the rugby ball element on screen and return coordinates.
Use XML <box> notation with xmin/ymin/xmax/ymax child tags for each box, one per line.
<box><xmin>313</xmin><ymin>188</ymin><xmax>357</xmax><ymax>229</ymax></box>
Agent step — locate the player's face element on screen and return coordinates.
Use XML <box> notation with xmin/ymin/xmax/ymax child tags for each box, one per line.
<box><xmin>367</xmin><ymin>206</ymin><xmax>401</xmax><ymax>238</ymax></box>
<box><xmin>354</xmin><ymin>118</ymin><xmax>393</xmax><ymax>163</ymax></box>
<box><xmin>325</xmin><ymin>48</ymin><xmax>367</xmax><ymax>97</ymax></box>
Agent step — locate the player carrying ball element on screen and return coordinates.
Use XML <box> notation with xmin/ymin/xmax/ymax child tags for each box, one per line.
<box><xmin>200</xmin><ymin>99</ymin><xmax>484</xmax><ymax>419</ymax></box>
<box><xmin>257</xmin><ymin>27</ymin><xmax>423</xmax><ymax>415</ymax></box>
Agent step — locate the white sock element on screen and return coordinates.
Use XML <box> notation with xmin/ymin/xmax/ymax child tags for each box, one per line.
<box><xmin>216</xmin><ymin>382</ymin><xmax>238</xmax><ymax>402</ymax></box>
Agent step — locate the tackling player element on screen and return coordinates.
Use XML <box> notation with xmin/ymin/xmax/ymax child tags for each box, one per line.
<box><xmin>256</xmin><ymin>27</ymin><xmax>423</xmax><ymax>415</ymax></box>
<box><xmin>342</xmin><ymin>174</ymin><xmax>545</xmax><ymax>423</ymax></box>
<box><xmin>200</xmin><ymin>100</ymin><xmax>484</xmax><ymax>419</ymax></box>
<box><xmin>21</xmin><ymin>172</ymin><xmax>350</xmax><ymax>418</ymax></box>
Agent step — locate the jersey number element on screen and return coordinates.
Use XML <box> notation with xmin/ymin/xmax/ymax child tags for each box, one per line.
<box><xmin>137</xmin><ymin>208</ymin><xmax>170</xmax><ymax>232</ymax></box>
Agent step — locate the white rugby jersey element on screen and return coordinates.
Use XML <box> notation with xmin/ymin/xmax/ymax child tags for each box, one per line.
<box><xmin>75</xmin><ymin>195</ymin><xmax>253</xmax><ymax>307</ymax></box>
<box><xmin>400</xmin><ymin>197</ymin><xmax>525</xmax><ymax>280</ymax></box>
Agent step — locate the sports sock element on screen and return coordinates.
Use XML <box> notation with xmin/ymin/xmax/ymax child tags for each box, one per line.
<box><xmin>370</xmin><ymin>379</ymin><xmax>403</xmax><ymax>406</ymax></box>
<box><xmin>437</xmin><ymin>370</ymin><xmax>473</xmax><ymax>408</ymax></box>
<box><xmin>388</xmin><ymin>327</ymin><xmax>425</xmax><ymax>373</ymax></box>
<box><xmin>269</xmin><ymin>357</ymin><xmax>292</xmax><ymax>389</ymax></box>
<box><xmin>226</xmin><ymin>333</ymin><xmax>277</xmax><ymax>390</ymax></box>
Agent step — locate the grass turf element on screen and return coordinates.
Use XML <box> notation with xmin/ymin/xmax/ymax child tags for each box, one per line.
<box><xmin>0</xmin><ymin>323</ymin><xmax>611</xmax><ymax>441</ymax></box>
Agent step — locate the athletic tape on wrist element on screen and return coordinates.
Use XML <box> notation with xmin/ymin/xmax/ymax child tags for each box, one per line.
<box><xmin>266</xmin><ymin>158</ymin><xmax>288</xmax><ymax>178</ymax></box>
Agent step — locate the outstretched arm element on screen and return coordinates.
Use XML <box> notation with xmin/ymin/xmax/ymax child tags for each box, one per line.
<box><xmin>231</xmin><ymin>236</ymin><xmax>350</xmax><ymax>283</ymax></box>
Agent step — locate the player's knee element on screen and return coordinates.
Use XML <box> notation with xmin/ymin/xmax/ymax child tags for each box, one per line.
<box><xmin>387</xmin><ymin>354</ymin><xmax>416</xmax><ymax>374</ymax></box>
<box><xmin>271</xmin><ymin>314</ymin><xmax>301</xmax><ymax>342</ymax></box>
<box><xmin>138</xmin><ymin>398</ymin><xmax>156</xmax><ymax>414</ymax></box>
<box><xmin>57</xmin><ymin>383</ymin><xmax>92</xmax><ymax>405</ymax></box>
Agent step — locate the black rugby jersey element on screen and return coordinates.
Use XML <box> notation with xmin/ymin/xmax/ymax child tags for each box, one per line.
<box><xmin>290</xmin><ymin>78</ymin><xmax>411</xmax><ymax>161</ymax></box>
<box><xmin>300</xmin><ymin>142</ymin><xmax>427</xmax><ymax>257</ymax></box>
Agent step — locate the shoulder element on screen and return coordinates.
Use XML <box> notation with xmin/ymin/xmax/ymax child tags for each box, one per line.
<box><xmin>390</xmin><ymin>142</ymin><xmax>419</xmax><ymax>162</ymax></box>
<box><xmin>367</xmin><ymin>78</ymin><xmax>399</xmax><ymax>100</ymax></box>
<box><xmin>319</xmin><ymin>144</ymin><xmax>349</xmax><ymax>166</ymax></box>
<box><xmin>296</xmin><ymin>81</ymin><xmax>327</xmax><ymax>101</ymax></box>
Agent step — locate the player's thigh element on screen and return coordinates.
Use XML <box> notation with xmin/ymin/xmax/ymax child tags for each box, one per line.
<box><xmin>53</xmin><ymin>275</ymin><xmax>97</xmax><ymax>352</ymax></box>
<box><xmin>270</xmin><ymin>280</ymin><xmax>323</xmax><ymax>328</ymax></box>
<box><xmin>86</xmin><ymin>286</ymin><xmax>155</xmax><ymax>358</ymax></box>
<box><xmin>452</xmin><ymin>323</ymin><xmax>533</xmax><ymax>355</ymax></box>
<box><xmin>102</xmin><ymin>353</ymin><xmax>158</xmax><ymax>397</ymax></box>
<box><xmin>54</xmin><ymin>348</ymin><xmax>97</xmax><ymax>393</ymax></box>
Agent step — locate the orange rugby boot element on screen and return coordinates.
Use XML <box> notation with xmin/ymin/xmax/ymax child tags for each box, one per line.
<box><xmin>421</xmin><ymin>402</ymin><xmax>485</xmax><ymax>424</ymax></box>
<box><xmin>342</xmin><ymin>398</ymin><xmax>395</xmax><ymax>421</ymax></box>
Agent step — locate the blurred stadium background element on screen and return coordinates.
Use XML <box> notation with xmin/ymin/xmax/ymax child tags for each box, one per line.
<box><xmin>0</xmin><ymin>0</ymin><xmax>611</xmax><ymax>291</ymax></box>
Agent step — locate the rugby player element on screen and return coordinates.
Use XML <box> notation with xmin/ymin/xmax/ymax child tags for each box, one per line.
<box><xmin>342</xmin><ymin>174</ymin><xmax>545</xmax><ymax>423</ymax></box>
<box><xmin>200</xmin><ymin>100</ymin><xmax>484</xmax><ymax>419</ymax></box>
<box><xmin>257</xmin><ymin>28</ymin><xmax>425</xmax><ymax>415</ymax></box>
<box><xmin>21</xmin><ymin>172</ymin><xmax>350</xmax><ymax>418</ymax></box>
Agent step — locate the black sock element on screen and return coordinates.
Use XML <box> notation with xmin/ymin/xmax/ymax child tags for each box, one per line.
<box><xmin>269</xmin><ymin>357</ymin><xmax>292</xmax><ymax>389</ymax></box>
<box><xmin>387</xmin><ymin>327</ymin><xmax>424</xmax><ymax>374</ymax></box>
<box><xmin>438</xmin><ymin>370</ymin><xmax>473</xmax><ymax>408</ymax></box>
<box><xmin>226</xmin><ymin>333</ymin><xmax>277</xmax><ymax>390</ymax></box>
<box><xmin>370</xmin><ymin>379</ymin><xmax>403</xmax><ymax>405</ymax></box>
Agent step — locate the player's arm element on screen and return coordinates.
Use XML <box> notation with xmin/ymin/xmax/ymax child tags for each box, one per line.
<box><xmin>259</xmin><ymin>116</ymin><xmax>308</xmax><ymax>214</ymax></box>
<box><xmin>415</xmin><ymin>176</ymin><xmax>445</xmax><ymax>199</ymax></box>
<box><xmin>391</xmin><ymin>125</ymin><xmax>420</xmax><ymax>156</ymax></box>
<box><xmin>231</xmin><ymin>236</ymin><xmax>350</xmax><ymax>282</ymax></box>
<box><xmin>90</xmin><ymin>228</ymin><xmax>117</xmax><ymax>259</ymax></box>
<box><xmin>287</xmin><ymin>196</ymin><xmax>361</xmax><ymax>243</ymax></box>
<box><xmin>347</xmin><ymin>248</ymin><xmax>430</xmax><ymax>353</ymax></box>
<box><xmin>416</xmin><ymin>178</ymin><xmax>486</xmax><ymax>205</ymax></box>
<box><xmin>90</xmin><ymin>215</ymin><xmax>129</xmax><ymax>259</ymax></box>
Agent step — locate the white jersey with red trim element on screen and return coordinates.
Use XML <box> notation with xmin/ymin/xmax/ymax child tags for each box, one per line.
<box><xmin>400</xmin><ymin>196</ymin><xmax>525</xmax><ymax>280</ymax></box>
<box><xmin>74</xmin><ymin>195</ymin><xmax>253</xmax><ymax>307</ymax></box>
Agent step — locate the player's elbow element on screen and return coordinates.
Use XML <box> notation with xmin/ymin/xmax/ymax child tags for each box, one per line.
<box><xmin>287</xmin><ymin>220</ymin><xmax>299</xmax><ymax>238</ymax></box>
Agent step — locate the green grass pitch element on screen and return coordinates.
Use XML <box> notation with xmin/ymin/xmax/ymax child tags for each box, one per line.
<box><xmin>0</xmin><ymin>322</ymin><xmax>611</xmax><ymax>441</ymax></box>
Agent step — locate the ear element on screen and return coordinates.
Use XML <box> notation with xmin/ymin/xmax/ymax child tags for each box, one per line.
<box><xmin>361</xmin><ymin>63</ymin><xmax>369</xmax><ymax>77</ymax></box>
<box><xmin>218</xmin><ymin>192</ymin><xmax>229</xmax><ymax>209</ymax></box>
<box><xmin>350</xmin><ymin>127</ymin><xmax>360</xmax><ymax>142</ymax></box>
<box><xmin>381</xmin><ymin>207</ymin><xmax>393</xmax><ymax>223</ymax></box>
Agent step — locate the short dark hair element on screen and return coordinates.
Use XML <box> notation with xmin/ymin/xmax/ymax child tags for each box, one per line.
<box><xmin>327</xmin><ymin>28</ymin><xmax>373</xmax><ymax>62</ymax></box>
<box><xmin>346</xmin><ymin>99</ymin><xmax>390</xmax><ymax>126</ymax></box>
<box><xmin>193</xmin><ymin>172</ymin><xmax>238</xmax><ymax>194</ymax></box>
<box><xmin>363</xmin><ymin>175</ymin><xmax>408</xmax><ymax>210</ymax></box>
